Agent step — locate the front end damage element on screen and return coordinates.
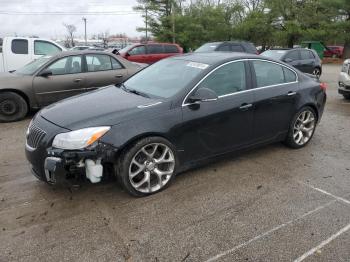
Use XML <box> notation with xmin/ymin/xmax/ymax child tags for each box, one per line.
<box><xmin>43</xmin><ymin>143</ymin><xmax>117</xmax><ymax>185</ymax></box>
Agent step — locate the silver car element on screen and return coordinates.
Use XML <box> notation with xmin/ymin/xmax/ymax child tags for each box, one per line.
<box><xmin>0</xmin><ymin>51</ymin><xmax>142</xmax><ymax>122</ymax></box>
<box><xmin>338</xmin><ymin>59</ymin><xmax>350</xmax><ymax>99</ymax></box>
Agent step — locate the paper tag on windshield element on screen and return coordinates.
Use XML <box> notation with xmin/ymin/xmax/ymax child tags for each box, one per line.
<box><xmin>187</xmin><ymin>62</ymin><xmax>209</xmax><ymax>70</ymax></box>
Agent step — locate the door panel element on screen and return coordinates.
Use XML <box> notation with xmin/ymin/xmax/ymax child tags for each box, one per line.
<box><xmin>178</xmin><ymin>61</ymin><xmax>254</xmax><ymax>162</ymax></box>
<box><xmin>33</xmin><ymin>55</ymin><xmax>85</xmax><ymax>106</ymax></box>
<box><xmin>252</xmin><ymin>83</ymin><xmax>298</xmax><ymax>141</ymax></box>
<box><xmin>250</xmin><ymin>60</ymin><xmax>299</xmax><ymax>142</ymax></box>
<box><xmin>33</xmin><ymin>73</ymin><xmax>86</xmax><ymax>106</ymax></box>
<box><xmin>180</xmin><ymin>92</ymin><xmax>254</xmax><ymax>162</ymax></box>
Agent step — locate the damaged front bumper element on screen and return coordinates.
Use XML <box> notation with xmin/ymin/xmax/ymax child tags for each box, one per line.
<box><xmin>31</xmin><ymin>143</ymin><xmax>117</xmax><ymax>185</ymax></box>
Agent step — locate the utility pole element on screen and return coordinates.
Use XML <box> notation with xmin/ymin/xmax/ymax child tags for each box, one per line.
<box><xmin>145</xmin><ymin>7</ymin><xmax>148</xmax><ymax>43</ymax></box>
<box><xmin>172</xmin><ymin>2</ymin><xmax>175</xmax><ymax>43</ymax></box>
<box><xmin>82</xmin><ymin>17</ymin><xmax>87</xmax><ymax>45</ymax></box>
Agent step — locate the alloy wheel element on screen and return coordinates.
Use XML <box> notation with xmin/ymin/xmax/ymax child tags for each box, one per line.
<box><xmin>293</xmin><ymin>110</ymin><xmax>316</xmax><ymax>146</ymax></box>
<box><xmin>128</xmin><ymin>143</ymin><xmax>175</xmax><ymax>193</ymax></box>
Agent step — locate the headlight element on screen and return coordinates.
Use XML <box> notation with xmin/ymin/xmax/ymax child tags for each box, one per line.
<box><xmin>52</xmin><ymin>126</ymin><xmax>110</xmax><ymax>150</ymax></box>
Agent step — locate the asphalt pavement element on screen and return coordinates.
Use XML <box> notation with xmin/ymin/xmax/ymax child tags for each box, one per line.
<box><xmin>0</xmin><ymin>64</ymin><xmax>349</xmax><ymax>262</ymax></box>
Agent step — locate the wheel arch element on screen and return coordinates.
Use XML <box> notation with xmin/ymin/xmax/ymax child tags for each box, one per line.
<box><xmin>0</xmin><ymin>89</ymin><xmax>31</xmax><ymax>109</ymax></box>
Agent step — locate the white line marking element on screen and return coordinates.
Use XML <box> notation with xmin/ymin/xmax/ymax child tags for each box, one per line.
<box><xmin>299</xmin><ymin>181</ymin><xmax>350</xmax><ymax>205</ymax></box>
<box><xmin>293</xmin><ymin>223</ymin><xmax>350</xmax><ymax>262</ymax></box>
<box><xmin>204</xmin><ymin>200</ymin><xmax>336</xmax><ymax>262</ymax></box>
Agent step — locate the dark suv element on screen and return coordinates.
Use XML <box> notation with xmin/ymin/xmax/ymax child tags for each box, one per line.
<box><xmin>261</xmin><ymin>48</ymin><xmax>322</xmax><ymax>77</ymax></box>
<box><xmin>195</xmin><ymin>41</ymin><xmax>258</xmax><ymax>54</ymax></box>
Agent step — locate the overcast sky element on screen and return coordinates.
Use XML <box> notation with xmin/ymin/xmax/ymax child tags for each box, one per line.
<box><xmin>0</xmin><ymin>0</ymin><xmax>144</xmax><ymax>39</ymax></box>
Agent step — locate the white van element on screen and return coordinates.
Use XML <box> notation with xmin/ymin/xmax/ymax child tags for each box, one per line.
<box><xmin>0</xmin><ymin>37</ymin><xmax>66</xmax><ymax>72</ymax></box>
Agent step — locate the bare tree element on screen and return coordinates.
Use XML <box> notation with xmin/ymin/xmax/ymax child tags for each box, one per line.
<box><xmin>63</xmin><ymin>23</ymin><xmax>76</xmax><ymax>48</ymax></box>
<box><xmin>98</xmin><ymin>31</ymin><xmax>110</xmax><ymax>48</ymax></box>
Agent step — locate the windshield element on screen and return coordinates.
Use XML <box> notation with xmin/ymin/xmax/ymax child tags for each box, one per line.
<box><xmin>195</xmin><ymin>43</ymin><xmax>219</xmax><ymax>52</ymax></box>
<box><xmin>123</xmin><ymin>59</ymin><xmax>207</xmax><ymax>98</ymax></box>
<box><xmin>15</xmin><ymin>56</ymin><xmax>51</xmax><ymax>75</ymax></box>
<box><xmin>261</xmin><ymin>50</ymin><xmax>287</xmax><ymax>60</ymax></box>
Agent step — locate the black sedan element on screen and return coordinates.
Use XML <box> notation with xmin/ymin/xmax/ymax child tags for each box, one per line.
<box><xmin>261</xmin><ymin>48</ymin><xmax>322</xmax><ymax>78</ymax></box>
<box><xmin>25</xmin><ymin>52</ymin><xmax>327</xmax><ymax>197</ymax></box>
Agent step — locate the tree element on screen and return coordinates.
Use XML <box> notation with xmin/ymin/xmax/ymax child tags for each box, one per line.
<box><xmin>63</xmin><ymin>23</ymin><xmax>76</xmax><ymax>48</ymax></box>
<box><xmin>98</xmin><ymin>31</ymin><xmax>110</xmax><ymax>48</ymax></box>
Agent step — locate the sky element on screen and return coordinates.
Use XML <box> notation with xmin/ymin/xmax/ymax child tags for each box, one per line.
<box><xmin>0</xmin><ymin>0</ymin><xmax>144</xmax><ymax>39</ymax></box>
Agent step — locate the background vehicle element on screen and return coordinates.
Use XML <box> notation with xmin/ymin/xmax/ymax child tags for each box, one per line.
<box><xmin>0</xmin><ymin>51</ymin><xmax>142</xmax><ymax>122</ymax></box>
<box><xmin>117</xmin><ymin>43</ymin><xmax>183</xmax><ymax>64</ymax></box>
<box><xmin>261</xmin><ymin>48</ymin><xmax>322</xmax><ymax>77</ymax></box>
<box><xmin>195</xmin><ymin>41</ymin><xmax>258</xmax><ymax>54</ymax></box>
<box><xmin>0</xmin><ymin>37</ymin><xmax>65</xmax><ymax>73</ymax></box>
<box><xmin>25</xmin><ymin>53</ymin><xmax>326</xmax><ymax>197</ymax></box>
<box><xmin>338</xmin><ymin>59</ymin><xmax>350</xmax><ymax>99</ymax></box>
<box><xmin>324</xmin><ymin>45</ymin><xmax>344</xmax><ymax>58</ymax></box>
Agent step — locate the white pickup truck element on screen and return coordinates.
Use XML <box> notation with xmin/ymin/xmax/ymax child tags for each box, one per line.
<box><xmin>0</xmin><ymin>37</ymin><xmax>66</xmax><ymax>72</ymax></box>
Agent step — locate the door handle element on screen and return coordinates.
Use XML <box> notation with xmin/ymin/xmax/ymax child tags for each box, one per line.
<box><xmin>239</xmin><ymin>103</ymin><xmax>253</xmax><ymax>110</ymax></box>
<box><xmin>74</xmin><ymin>78</ymin><xmax>82</xmax><ymax>83</ymax></box>
<box><xmin>287</xmin><ymin>91</ymin><xmax>297</xmax><ymax>96</ymax></box>
<box><xmin>115</xmin><ymin>74</ymin><xmax>123</xmax><ymax>78</ymax></box>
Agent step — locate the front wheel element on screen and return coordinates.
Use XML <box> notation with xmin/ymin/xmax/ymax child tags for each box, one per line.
<box><xmin>117</xmin><ymin>137</ymin><xmax>177</xmax><ymax>197</ymax></box>
<box><xmin>0</xmin><ymin>92</ymin><xmax>28</xmax><ymax>122</ymax></box>
<box><xmin>284</xmin><ymin>107</ymin><xmax>317</xmax><ymax>149</ymax></box>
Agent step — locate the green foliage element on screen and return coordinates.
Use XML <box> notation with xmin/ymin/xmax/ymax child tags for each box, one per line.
<box><xmin>134</xmin><ymin>0</ymin><xmax>350</xmax><ymax>56</ymax></box>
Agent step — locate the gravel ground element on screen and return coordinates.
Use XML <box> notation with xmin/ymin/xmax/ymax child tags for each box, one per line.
<box><xmin>0</xmin><ymin>64</ymin><xmax>349</xmax><ymax>262</ymax></box>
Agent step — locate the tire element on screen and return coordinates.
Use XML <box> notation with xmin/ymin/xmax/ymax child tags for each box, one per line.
<box><xmin>116</xmin><ymin>136</ymin><xmax>178</xmax><ymax>197</ymax></box>
<box><xmin>284</xmin><ymin>107</ymin><xmax>317</xmax><ymax>149</ymax></box>
<box><xmin>312</xmin><ymin>67</ymin><xmax>321</xmax><ymax>78</ymax></box>
<box><xmin>0</xmin><ymin>92</ymin><xmax>28</xmax><ymax>122</ymax></box>
<box><xmin>343</xmin><ymin>94</ymin><xmax>350</xmax><ymax>100</ymax></box>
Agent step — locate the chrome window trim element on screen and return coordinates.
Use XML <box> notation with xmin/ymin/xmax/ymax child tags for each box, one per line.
<box><xmin>182</xmin><ymin>58</ymin><xmax>298</xmax><ymax>107</ymax></box>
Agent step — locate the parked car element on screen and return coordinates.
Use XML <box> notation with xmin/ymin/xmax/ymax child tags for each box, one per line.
<box><xmin>0</xmin><ymin>37</ymin><xmax>65</xmax><ymax>73</ymax></box>
<box><xmin>338</xmin><ymin>59</ymin><xmax>350</xmax><ymax>99</ymax></box>
<box><xmin>195</xmin><ymin>41</ymin><xmax>258</xmax><ymax>54</ymax></box>
<box><xmin>25</xmin><ymin>52</ymin><xmax>326</xmax><ymax>197</ymax></box>
<box><xmin>0</xmin><ymin>51</ymin><xmax>142</xmax><ymax>122</ymax></box>
<box><xmin>261</xmin><ymin>48</ymin><xmax>322</xmax><ymax>77</ymax></box>
<box><xmin>117</xmin><ymin>43</ymin><xmax>183</xmax><ymax>64</ymax></box>
<box><xmin>324</xmin><ymin>45</ymin><xmax>344</xmax><ymax>58</ymax></box>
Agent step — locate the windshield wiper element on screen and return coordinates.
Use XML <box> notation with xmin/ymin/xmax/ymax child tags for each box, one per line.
<box><xmin>120</xmin><ymin>84</ymin><xmax>150</xmax><ymax>98</ymax></box>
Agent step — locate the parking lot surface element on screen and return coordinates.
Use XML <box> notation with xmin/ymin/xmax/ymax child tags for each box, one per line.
<box><xmin>0</xmin><ymin>64</ymin><xmax>349</xmax><ymax>262</ymax></box>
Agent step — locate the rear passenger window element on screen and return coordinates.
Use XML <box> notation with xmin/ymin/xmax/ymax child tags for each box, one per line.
<box><xmin>231</xmin><ymin>45</ymin><xmax>245</xmax><ymax>52</ymax></box>
<box><xmin>164</xmin><ymin>45</ymin><xmax>179</xmax><ymax>53</ymax></box>
<box><xmin>111</xmin><ymin>57</ymin><xmax>123</xmax><ymax>69</ymax></box>
<box><xmin>198</xmin><ymin>61</ymin><xmax>246</xmax><ymax>96</ymax></box>
<box><xmin>253</xmin><ymin>61</ymin><xmax>284</xmax><ymax>87</ymax></box>
<box><xmin>283</xmin><ymin>67</ymin><xmax>297</xmax><ymax>83</ymax></box>
<box><xmin>308</xmin><ymin>51</ymin><xmax>315</xmax><ymax>59</ymax></box>
<box><xmin>11</xmin><ymin>39</ymin><xmax>28</xmax><ymax>54</ymax></box>
<box><xmin>217</xmin><ymin>45</ymin><xmax>231</xmax><ymax>51</ymax></box>
<box><xmin>300</xmin><ymin>50</ymin><xmax>314</xmax><ymax>60</ymax></box>
<box><xmin>285</xmin><ymin>51</ymin><xmax>299</xmax><ymax>61</ymax></box>
<box><xmin>86</xmin><ymin>54</ymin><xmax>112</xmax><ymax>72</ymax></box>
<box><xmin>148</xmin><ymin>44</ymin><xmax>164</xmax><ymax>54</ymax></box>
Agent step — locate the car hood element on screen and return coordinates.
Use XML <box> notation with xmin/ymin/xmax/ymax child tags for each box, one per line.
<box><xmin>39</xmin><ymin>85</ymin><xmax>169</xmax><ymax>130</ymax></box>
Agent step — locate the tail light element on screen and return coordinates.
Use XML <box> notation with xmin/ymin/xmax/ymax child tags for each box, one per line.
<box><xmin>320</xmin><ymin>82</ymin><xmax>327</xmax><ymax>91</ymax></box>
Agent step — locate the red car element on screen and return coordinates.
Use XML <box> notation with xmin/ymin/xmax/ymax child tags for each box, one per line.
<box><xmin>324</xmin><ymin>46</ymin><xmax>344</xmax><ymax>58</ymax></box>
<box><xmin>117</xmin><ymin>43</ymin><xmax>183</xmax><ymax>64</ymax></box>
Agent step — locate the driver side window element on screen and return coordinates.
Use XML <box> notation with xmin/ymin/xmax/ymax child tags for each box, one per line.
<box><xmin>197</xmin><ymin>61</ymin><xmax>247</xmax><ymax>97</ymax></box>
<box><xmin>47</xmin><ymin>56</ymin><xmax>82</xmax><ymax>75</ymax></box>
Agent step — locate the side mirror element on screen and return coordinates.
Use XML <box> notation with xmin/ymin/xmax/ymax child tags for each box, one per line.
<box><xmin>284</xmin><ymin>58</ymin><xmax>293</xmax><ymax>63</ymax></box>
<box><xmin>188</xmin><ymin>88</ymin><xmax>218</xmax><ymax>103</ymax></box>
<box><xmin>39</xmin><ymin>69</ymin><xmax>53</xmax><ymax>77</ymax></box>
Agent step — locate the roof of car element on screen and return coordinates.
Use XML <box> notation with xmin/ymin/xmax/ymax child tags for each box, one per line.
<box><xmin>51</xmin><ymin>50</ymin><xmax>112</xmax><ymax>58</ymax></box>
<box><xmin>173</xmin><ymin>52</ymin><xmax>262</xmax><ymax>65</ymax></box>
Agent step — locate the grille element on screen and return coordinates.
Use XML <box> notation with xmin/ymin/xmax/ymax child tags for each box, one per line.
<box><xmin>26</xmin><ymin>122</ymin><xmax>46</xmax><ymax>149</ymax></box>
